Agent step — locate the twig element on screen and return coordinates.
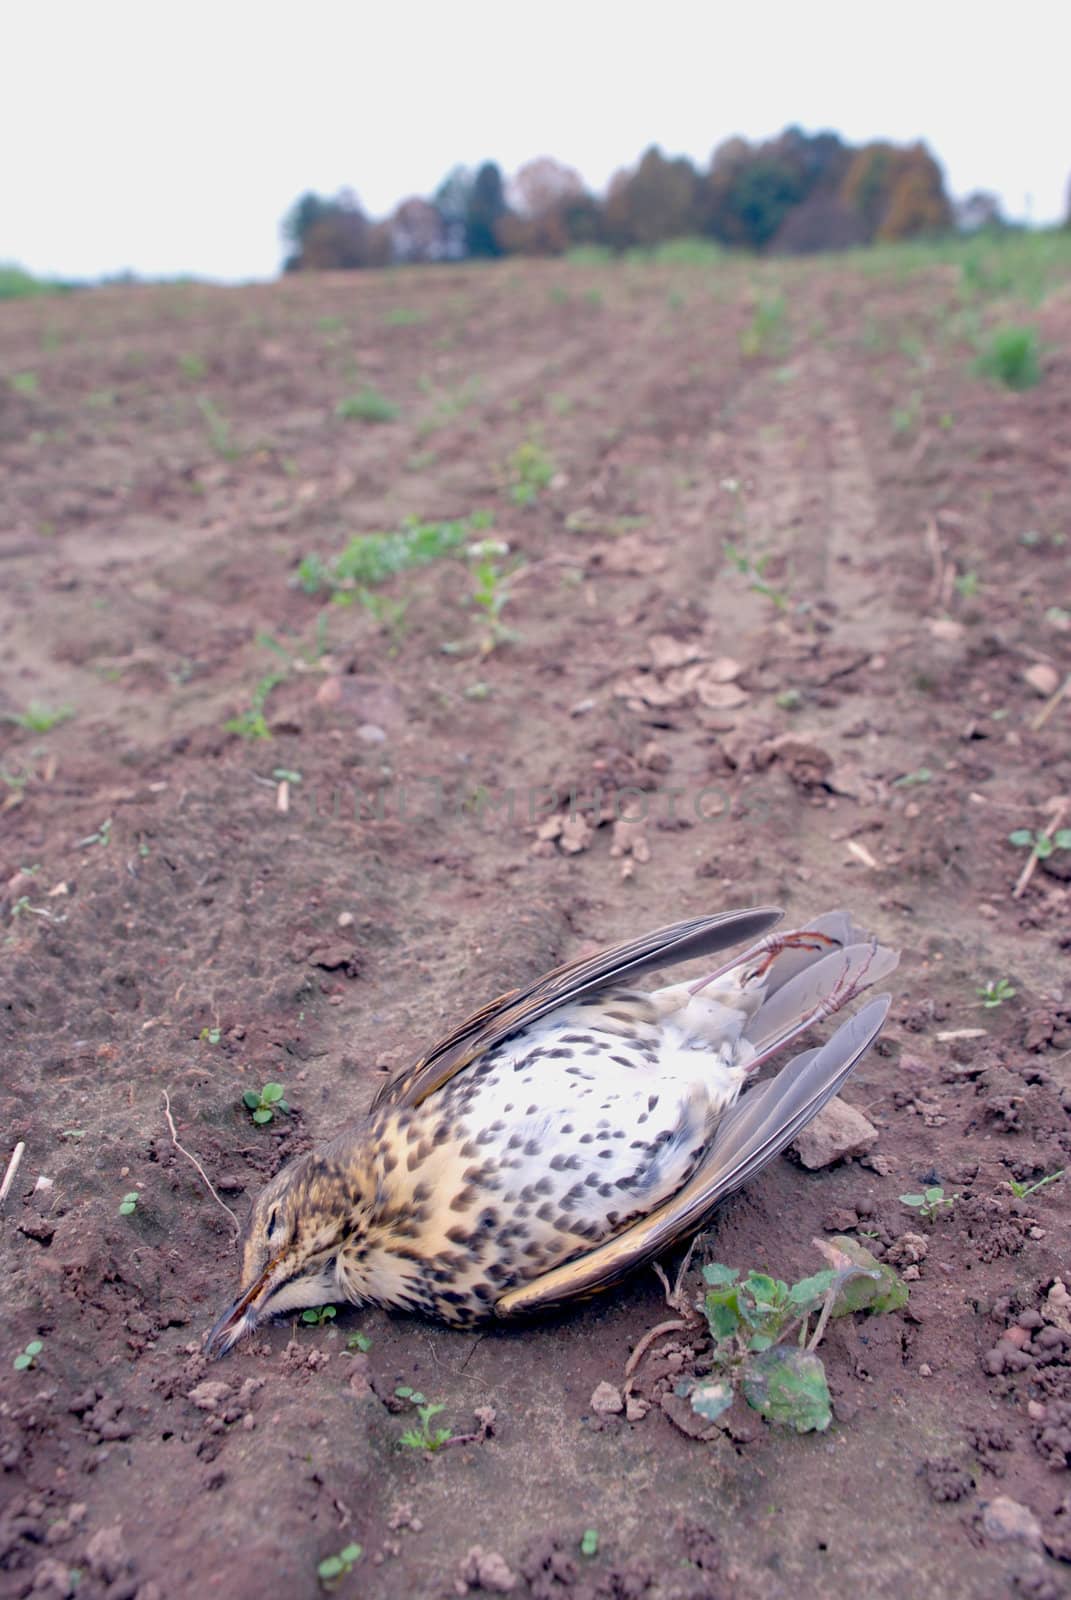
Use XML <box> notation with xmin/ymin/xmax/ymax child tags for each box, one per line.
<box><xmin>1031</xmin><ymin>673</ymin><xmax>1070</xmax><ymax>733</ymax></box>
<box><xmin>923</xmin><ymin>515</ymin><xmax>944</xmax><ymax>608</ymax></box>
<box><xmin>162</xmin><ymin>1091</ymin><xmax>239</xmax><ymax>1233</ymax></box>
<box><xmin>0</xmin><ymin>1141</ymin><xmax>26</xmax><ymax>1208</ymax></box>
<box><xmin>1013</xmin><ymin>797</ymin><xmax>1070</xmax><ymax>900</ymax></box>
<box><xmin>623</xmin><ymin>1318</ymin><xmax>687</xmax><ymax>1383</ymax></box>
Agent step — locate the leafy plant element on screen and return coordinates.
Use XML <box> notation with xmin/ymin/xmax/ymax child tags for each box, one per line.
<box><xmin>301</xmin><ymin>1305</ymin><xmax>336</xmax><ymax>1328</ymax></box>
<box><xmin>13</xmin><ymin>1340</ymin><xmax>43</xmax><ymax>1371</ymax></box>
<box><xmin>975</xmin><ymin>325</ymin><xmax>1041</xmax><ymax>390</ymax></box>
<box><xmin>335</xmin><ymin>387</ymin><xmax>398</xmax><ymax>423</ymax></box>
<box><xmin>740</xmin><ymin>294</ymin><xmax>788</xmax><ymax>359</ymax></box>
<box><xmin>196</xmin><ymin>394</ymin><xmax>239</xmax><ymax>458</ymax></box>
<box><xmin>978</xmin><ymin>978</ymin><xmax>1016</xmax><ymax>1008</ymax></box>
<box><xmin>1009</xmin><ymin>828</ymin><xmax>1071</xmax><ymax>859</ymax></box>
<box><xmin>224</xmin><ymin>670</ymin><xmax>285</xmax><ymax>742</ymax></box>
<box><xmin>297</xmin><ymin>512</ymin><xmax>492</xmax><ymax>597</ymax></box>
<box><xmin>7</xmin><ymin>702</ymin><xmax>74</xmax><ymax>732</ymax></box>
<box><xmin>9</xmin><ymin>371</ymin><xmax>38</xmax><ymax>395</ymax></box>
<box><xmin>469</xmin><ymin>539</ymin><xmax>518</xmax><ymax>650</ymax></box>
<box><xmin>199</xmin><ymin>1026</ymin><xmax>221</xmax><ymax>1044</ymax></box>
<box><xmin>686</xmin><ymin>1241</ymin><xmax>906</xmax><ymax>1434</ymax></box>
<box><xmin>118</xmin><ymin>1192</ymin><xmax>139</xmax><ymax>1216</ymax></box>
<box><xmin>1006</xmin><ymin>1170</ymin><xmax>1064</xmax><ymax>1201</ymax></box>
<box><xmin>396</xmin><ymin>1388</ymin><xmax>453</xmax><ymax>1451</ymax></box>
<box><xmin>243</xmin><ymin>1082</ymin><xmax>289</xmax><ymax>1124</ymax></box>
<box><xmin>346</xmin><ymin>1331</ymin><xmax>372</xmax><ymax>1353</ymax></box>
<box><xmin>179</xmin><ymin>353</ymin><xmax>207</xmax><ymax>379</ymax></box>
<box><xmin>899</xmin><ymin>1185</ymin><xmax>957</xmax><ymax>1223</ymax></box>
<box><xmin>723</xmin><ymin>542</ymin><xmax>788</xmax><ymax>610</ymax></box>
<box><xmin>580</xmin><ymin>1530</ymin><xmax>599</xmax><ymax>1558</ymax></box>
<box><xmin>507</xmin><ymin>440</ymin><xmax>555</xmax><ymax>505</ymax></box>
<box><xmin>317</xmin><ymin>1543</ymin><xmax>362</xmax><ymax>1587</ymax></box>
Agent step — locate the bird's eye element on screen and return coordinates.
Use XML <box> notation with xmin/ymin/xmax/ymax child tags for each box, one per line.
<box><xmin>266</xmin><ymin>1206</ymin><xmax>279</xmax><ymax>1240</ymax></box>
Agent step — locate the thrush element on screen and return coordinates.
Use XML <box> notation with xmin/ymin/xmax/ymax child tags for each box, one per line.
<box><xmin>206</xmin><ymin>905</ymin><xmax>897</xmax><ymax>1356</ymax></box>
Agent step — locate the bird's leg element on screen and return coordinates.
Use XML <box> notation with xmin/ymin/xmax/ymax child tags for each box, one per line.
<box><xmin>687</xmin><ymin>928</ymin><xmax>841</xmax><ymax>997</ymax></box>
<box><xmin>739</xmin><ymin>943</ymin><xmax>879</xmax><ymax>1077</ymax></box>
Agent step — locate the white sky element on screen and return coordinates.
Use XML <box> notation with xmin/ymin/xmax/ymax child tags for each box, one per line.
<box><xmin>4</xmin><ymin>1</ymin><xmax>1070</xmax><ymax>282</ymax></box>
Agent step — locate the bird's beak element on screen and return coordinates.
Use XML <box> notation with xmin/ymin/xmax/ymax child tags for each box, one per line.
<box><xmin>203</xmin><ymin>1263</ymin><xmax>273</xmax><ymax>1359</ymax></box>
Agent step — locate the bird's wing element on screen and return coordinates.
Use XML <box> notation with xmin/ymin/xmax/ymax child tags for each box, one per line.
<box><xmin>493</xmin><ymin>993</ymin><xmax>891</xmax><ymax>1318</ymax></box>
<box><xmin>370</xmin><ymin>905</ymin><xmax>782</xmax><ymax>1112</ymax></box>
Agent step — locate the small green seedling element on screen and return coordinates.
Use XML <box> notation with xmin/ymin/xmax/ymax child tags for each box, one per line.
<box><xmin>507</xmin><ymin>440</ymin><xmax>555</xmax><ymax>505</ymax></box>
<box><xmin>1006</xmin><ymin>1170</ymin><xmax>1064</xmax><ymax>1201</ymax></box>
<box><xmin>13</xmin><ymin>1340</ymin><xmax>43</xmax><ymax>1371</ymax></box>
<box><xmin>243</xmin><ymin>1082</ymin><xmax>289</xmax><ymax>1124</ymax></box>
<box><xmin>335</xmin><ymin>388</ymin><xmax>398</xmax><ymax>423</ymax></box>
<box><xmin>118</xmin><ymin>1192</ymin><xmax>139</xmax><ymax>1216</ymax></box>
<box><xmin>396</xmin><ymin>1389</ymin><xmax>453</xmax><ymax>1452</ymax></box>
<box><xmin>978</xmin><ymin>978</ymin><xmax>1016</xmax><ymax>1008</ymax></box>
<box><xmin>346</xmin><ymin>1332</ymin><xmax>372</xmax><ymax>1353</ymax></box>
<box><xmin>8</xmin><ymin>703</ymin><xmax>74</xmax><ymax>732</ymax></box>
<box><xmin>317</xmin><ymin>1543</ymin><xmax>363</xmax><ymax>1587</ymax></box>
<box><xmin>900</xmin><ymin>1185</ymin><xmax>957</xmax><ymax>1223</ymax></box>
<box><xmin>74</xmin><ymin>818</ymin><xmax>112</xmax><ymax>849</ymax></box>
<box><xmin>301</xmin><ymin>1305</ymin><xmax>337</xmax><ymax>1328</ymax></box>
<box><xmin>723</xmin><ymin>542</ymin><xmax>788</xmax><ymax>611</ymax></box>
<box><xmin>686</xmin><ymin>1240</ymin><xmax>906</xmax><ymax>1435</ymax></box>
<box><xmin>1009</xmin><ymin>828</ymin><xmax>1071</xmax><ymax>860</ymax></box>
<box><xmin>224</xmin><ymin>669</ymin><xmax>285</xmax><ymax>742</ymax></box>
<box><xmin>199</xmin><ymin>1026</ymin><xmax>222</xmax><ymax>1044</ymax></box>
<box><xmin>580</xmin><ymin>1530</ymin><xmax>599</xmax><ymax>1558</ymax></box>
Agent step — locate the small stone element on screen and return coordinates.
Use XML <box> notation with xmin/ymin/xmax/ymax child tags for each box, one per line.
<box><xmin>337</xmin><ymin>911</ymin><xmax>355</xmax><ymax>928</ymax></box>
<box><xmin>1043</xmin><ymin>1279</ymin><xmax>1071</xmax><ymax>1334</ymax></box>
<box><xmin>886</xmin><ymin>1232</ymin><xmax>929</xmax><ymax>1267</ymax></box>
<box><xmin>590</xmin><ymin>1381</ymin><xmax>624</xmax><ymax>1415</ymax></box>
<box><xmin>980</xmin><ymin>1495</ymin><xmax>1043</xmax><ymax>1551</ymax></box>
<box><xmin>903</xmin><ymin>1265</ymin><xmax>921</xmax><ymax>1282</ymax></box>
<box><xmin>187</xmin><ymin>1381</ymin><xmax>231</xmax><ymax>1411</ymax></box>
<box><xmin>84</xmin><ymin>1524</ymin><xmax>130</xmax><ymax>1583</ymax></box>
<box><xmin>625</xmin><ymin>1395</ymin><xmax>649</xmax><ymax>1422</ymax></box>
<box><xmin>1023</xmin><ymin>663</ymin><xmax>1060</xmax><ymax>698</ymax></box>
<box><xmin>357</xmin><ymin>723</ymin><xmax>386</xmax><ymax>744</ymax></box>
<box><xmin>791</xmin><ymin>1096</ymin><xmax>878</xmax><ymax>1169</ymax></box>
<box><xmin>30</xmin><ymin>1557</ymin><xmax>76</xmax><ymax>1597</ymax></box>
<box><xmin>918</xmin><ymin>1363</ymin><xmax>933</xmax><ymax>1377</ymax></box>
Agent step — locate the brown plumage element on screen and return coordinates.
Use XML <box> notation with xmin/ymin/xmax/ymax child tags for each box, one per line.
<box><xmin>205</xmin><ymin>905</ymin><xmax>897</xmax><ymax>1355</ymax></box>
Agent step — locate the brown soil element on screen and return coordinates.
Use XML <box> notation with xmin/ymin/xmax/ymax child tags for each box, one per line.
<box><xmin>2</xmin><ymin>256</ymin><xmax>1070</xmax><ymax>1600</ymax></box>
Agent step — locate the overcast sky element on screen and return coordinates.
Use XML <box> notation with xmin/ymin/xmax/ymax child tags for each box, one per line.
<box><xmin>4</xmin><ymin>1</ymin><xmax>1070</xmax><ymax>282</ymax></box>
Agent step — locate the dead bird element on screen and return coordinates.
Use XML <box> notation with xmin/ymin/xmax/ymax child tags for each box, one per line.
<box><xmin>206</xmin><ymin>905</ymin><xmax>897</xmax><ymax>1355</ymax></box>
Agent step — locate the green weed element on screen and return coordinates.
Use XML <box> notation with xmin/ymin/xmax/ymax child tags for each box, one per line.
<box><xmin>196</xmin><ymin>394</ymin><xmax>239</xmax><ymax>457</ymax></box>
<box><xmin>243</xmin><ymin>1082</ymin><xmax>289</xmax><ymax>1124</ymax></box>
<box><xmin>1009</xmin><ymin>827</ymin><xmax>1071</xmax><ymax>859</ymax></box>
<box><xmin>335</xmin><ymin>387</ymin><xmax>399</xmax><ymax>423</ymax></box>
<box><xmin>13</xmin><ymin>1340</ymin><xmax>43</xmax><ymax>1371</ymax></box>
<box><xmin>301</xmin><ymin>1306</ymin><xmax>337</xmax><ymax>1328</ymax></box>
<box><xmin>118</xmin><ymin>1192</ymin><xmax>139</xmax><ymax>1216</ymax></box>
<box><xmin>975</xmin><ymin>325</ymin><xmax>1041</xmax><ymax>390</ymax></box>
<box><xmin>978</xmin><ymin>978</ymin><xmax>1016</xmax><ymax>1008</ymax></box>
<box><xmin>687</xmin><ymin>1240</ymin><xmax>906</xmax><ymax>1434</ymax></box>
<box><xmin>508</xmin><ymin>440</ymin><xmax>555</xmax><ymax>505</ymax></box>
<box><xmin>740</xmin><ymin>295</ymin><xmax>788</xmax><ymax>359</ymax></box>
<box><xmin>396</xmin><ymin>1390</ymin><xmax>453</xmax><ymax>1452</ymax></box>
<box><xmin>224</xmin><ymin>670</ymin><xmax>285</xmax><ymax>741</ymax></box>
<box><xmin>723</xmin><ymin>542</ymin><xmax>788</xmax><ymax>610</ymax></box>
<box><xmin>900</xmin><ymin>1185</ymin><xmax>957</xmax><ymax>1223</ymax></box>
<box><xmin>9</xmin><ymin>372</ymin><xmax>38</xmax><ymax>396</ymax></box>
<box><xmin>7</xmin><ymin>703</ymin><xmax>74</xmax><ymax>732</ymax></box>
<box><xmin>298</xmin><ymin>512</ymin><xmax>492</xmax><ymax>597</ymax></box>
<box><xmin>1006</xmin><ymin>1170</ymin><xmax>1063</xmax><ymax>1201</ymax></box>
<box><xmin>317</xmin><ymin>1544</ymin><xmax>362</xmax><ymax>1587</ymax></box>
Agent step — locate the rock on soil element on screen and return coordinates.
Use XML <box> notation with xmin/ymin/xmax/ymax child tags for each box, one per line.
<box><xmin>791</xmin><ymin>1095</ymin><xmax>878</xmax><ymax>1169</ymax></box>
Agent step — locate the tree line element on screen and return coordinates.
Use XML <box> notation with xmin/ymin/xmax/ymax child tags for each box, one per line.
<box><xmin>282</xmin><ymin>126</ymin><xmax>1007</xmax><ymax>272</ymax></box>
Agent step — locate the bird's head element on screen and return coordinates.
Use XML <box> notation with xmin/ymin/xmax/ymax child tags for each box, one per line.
<box><xmin>204</xmin><ymin>1146</ymin><xmax>367</xmax><ymax>1358</ymax></box>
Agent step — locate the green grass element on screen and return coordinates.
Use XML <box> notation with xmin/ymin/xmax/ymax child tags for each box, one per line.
<box><xmin>335</xmin><ymin>387</ymin><xmax>399</xmax><ymax>423</ymax></box>
<box><xmin>8</xmin><ymin>702</ymin><xmax>74</xmax><ymax>732</ymax></box>
<box><xmin>384</xmin><ymin>307</ymin><xmax>423</xmax><ymax>326</ymax></box>
<box><xmin>9</xmin><ymin>372</ymin><xmax>38</xmax><ymax>396</ymax></box>
<box><xmin>974</xmin><ymin>324</ymin><xmax>1041</xmax><ymax>390</ymax></box>
<box><xmin>740</xmin><ymin>294</ymin><xmax>789</xmax><ymax>359</ymax></box>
